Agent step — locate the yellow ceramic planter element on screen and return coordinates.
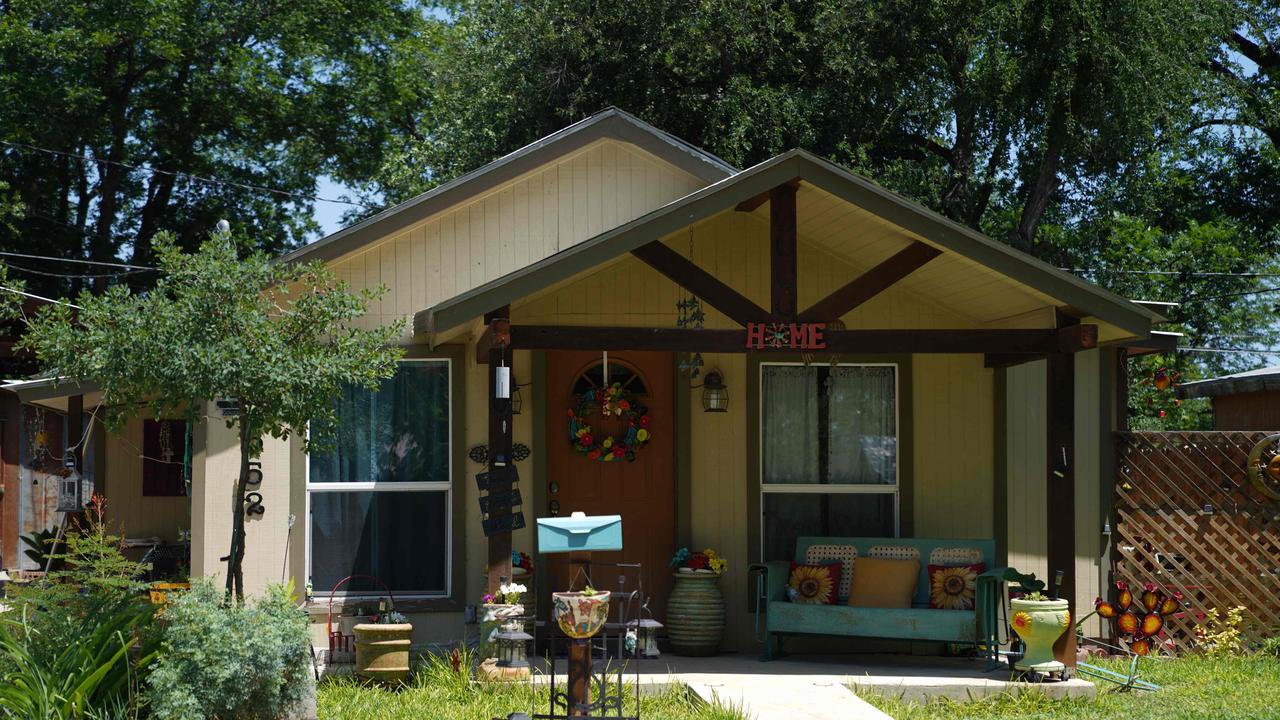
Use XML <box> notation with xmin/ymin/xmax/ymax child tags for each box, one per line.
<box><xmin>354</xmin><ymin>623</ymin><xmax>413</xmax><ymax>683</ymax></box>
<box><xmin>1010</xmin><ymin>598</ymin><xmax>1069</xmax><ymax>673</ymax></box>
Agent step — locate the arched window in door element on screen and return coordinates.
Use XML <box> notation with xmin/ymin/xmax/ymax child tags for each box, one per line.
<box><xmin>571</xmin><ymin>361</ymin><xmax>649</xmax><ymax>401</ymax></box>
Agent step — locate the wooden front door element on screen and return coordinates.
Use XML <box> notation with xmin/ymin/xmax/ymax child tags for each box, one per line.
<box><xmin>544</xmin><ymin>351</ymin><xmax>676</xmax><ymax>622</ymax></box>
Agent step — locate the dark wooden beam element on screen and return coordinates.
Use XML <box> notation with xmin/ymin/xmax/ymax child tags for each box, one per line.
<box><xmin>474</xmin><ymin>318</ymin><xmax>511</xmax><ymax>363</ymax></box>
<box><xmin>493</xmin><ymin>324</ymin><xmax>1099</xmax><ymax>355</ymax></box>
<box><xmin>984</xmin><ymin>353</ymin><xmax>1046</xmax><ymax>369</ymax></box>
<box><xmin>770</xmin><ymin>183</ymin><xmax>798</xmax><ymax>318</ymax></box>
<box><xmin>1046</xmin><ymin>351</ymin><xmax>1077</xmax><ymax>668</ymax></box>
<box><xmin>485</xmin><ymin>307</ymin><xmax>513</xmax><ymax>595</ymax></box>
<box><xmin>1057</xmin><ymin>323</ymin><xmax>1098</xmax><ymax>353</ymax></box>
<box><xmin>798</xmin><ymin>242</ymin><xmax>941</xmax><ymax>322</ymax></box>
<box><xmin>735</xmin><ymin>178</ymin><xmax>799</xmax><ymax>213</ymax></box>
<box><xmin>631</xmin><ymin>242</ymin><xmax>770</xmax><ymax>326</ymax></box>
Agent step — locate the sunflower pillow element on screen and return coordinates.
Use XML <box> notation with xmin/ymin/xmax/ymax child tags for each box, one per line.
<box><xmin>787</xmin><ymin>561</ymin><xmax>842</xmax><ymax>605</ymax></box>
<box><xmin>927</xmin><ymin>562</ymin><xmax>985</xmax><ymax>611</ymax></box>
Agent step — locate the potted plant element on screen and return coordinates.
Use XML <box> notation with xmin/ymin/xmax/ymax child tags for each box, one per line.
<box><xmin>1009</xmin><ymin>588</ymin><xmax>1071</xmax><ymax>675</ymax></box>
<box><xmin>666</xmin><ymin>547</ymin><xmax>728</xmax><ymax>656</ymax></box>
<box><xmin>551</xmin><ymin>585</ymin><xmax>611</xmax><ymax>639</ymax></box>
<box><xmin>353</xmin><ymin>601</ymin><xmax>413</xmax><ymax>684</ymax></box>
<box><xmin>481</xmin><ymin>581</ymin><xmax>528</xmax><ymax>658</ymax></box>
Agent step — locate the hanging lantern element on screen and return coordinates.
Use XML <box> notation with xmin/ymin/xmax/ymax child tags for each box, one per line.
<box><xmin>495</xmin><ymin>628</ymin><xmax>533</xmax><ymax>669</ymax></box>
<box><xmin>627</xmin><ymin>618</ymin><xmax>663</xmax><ymax>658</ymax></box>
<box><xmin>701</xmin><ymin>369</ymin><xmax>729</xmax><ymax>413</ymax></box>
<box><xmin>511</xmin><ymin>384</ymin><xmax>524</xmax><ymax>415</ymax></box>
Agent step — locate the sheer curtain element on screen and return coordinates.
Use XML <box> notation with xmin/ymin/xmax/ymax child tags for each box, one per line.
<box><xmin>762</xmin><ymin>367</ymin><xmax>820</xmax><ymax>484</ymax></box>
<box><xmin>827</xmin><ymin>366</ymin><xmax>896</xmax><ymax>485</ymax></box>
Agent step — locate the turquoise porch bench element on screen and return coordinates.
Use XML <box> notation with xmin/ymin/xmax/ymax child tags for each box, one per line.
<box><xmin>749</xmin><ymin>536</ymin><xmax>1000</xmax><ymax>661</ymax></box>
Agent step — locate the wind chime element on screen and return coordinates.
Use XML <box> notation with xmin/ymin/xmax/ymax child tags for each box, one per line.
<box><xmin>675</xmin><ymin>227</ymin><xmax>705</xmax><ymax>379</ymax></box>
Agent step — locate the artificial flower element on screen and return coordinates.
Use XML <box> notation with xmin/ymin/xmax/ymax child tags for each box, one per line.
<box><xmin>587</xmin><ymin>449</ymin><xmax>602</xmax><ymax>460</ymax></box>
<box><xmin>669</xmin><ymin>547</ymin><xmax>690</xmax><ymax>567</ymax></box>
<box><xmin>639</xmin><ymin>415</ymin><xmax>651</xmax><ymax>428</ymax></box>
<box><xmin>636</xmin><ymin>429</ymin><xmax>650</xmax><ymax>442</ymax></box>
<box><xmin>618</xmin><ymin>399</ymin><xmax>631</xmax><ymax>410</ymax></box>
<box><xmin>579</xmin><ymin>433</ymin><xmax>594</xmax><ymax>446</ymax></box>
<box><xmin>602</xmin><ymin>437</ymin><xmax>613</xmax><ymax>449</ymax></box>
<box><xmin>612</xmin><ymin>446</ymin><xmax>626</xmax><ymax>458</ymax></box>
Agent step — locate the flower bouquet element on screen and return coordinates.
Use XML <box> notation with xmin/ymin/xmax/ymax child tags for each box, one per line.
<box><xmin>669</xmin><ymin>547</ymin><xmax>727</xmax><ymax>576</ymax></box>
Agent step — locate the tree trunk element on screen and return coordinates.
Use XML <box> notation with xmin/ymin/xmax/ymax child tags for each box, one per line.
<box><xmin>225</xmin><ymin>410</ymin><xmax>252</xmax><ymax>602</ymax></box>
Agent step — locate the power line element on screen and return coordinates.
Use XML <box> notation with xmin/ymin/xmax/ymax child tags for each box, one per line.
<box><xmin>0</xmin><ymin>139</ymin><xmax>380</xmax><ymax>210</ymax></box>
<box><xmin>0</xmin><ymin>284</ymin><xmax>81</xmax><ymax>309</ymax></box>
<box><xmin>1178</xmin><ymin>346</ymin><xmax>1280</xmax><ymax>356</ymax></box>
<box><xmin>1064</xmin><ymin>268</ymin><xmax>1280</xmax><ymax>278</ymax></box>
<box><xmin>5</xmin><ymin>262</ymin><xmax>143</xmax><ymax>280</ymax></box>
<box><xmin>0</xmin><ymin>251</ymin><xmax>155</xmax><ymax>272</ymax></box>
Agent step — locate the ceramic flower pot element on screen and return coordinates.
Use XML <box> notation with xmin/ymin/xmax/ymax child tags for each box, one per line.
<box><xmin>1009</xmin><ymin>598</ymin><xmax>1070</xmax><ymax>672</ymax></box>
<box><xmin>353</xmin><ymin>623</ymin><xmax>413</xmax><ymax>683</ymax></box>
<box><xmin>666</xmin><ymin>571</ymin><xmax>725</xmax><ymax>656</ymax></box>
<box><xmin>552</xmin><ymin>591</ymin><xmax>611</xmax><ymax>639</ymax></box>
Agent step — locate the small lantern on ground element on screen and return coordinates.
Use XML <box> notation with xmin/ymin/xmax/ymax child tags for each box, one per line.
<box><xmin>627</xmin><ymin>618</ymin><xmax>663</xmax><ymax>658</ymax></box>
<box><xmin>701</xmin><ymin>369</ymin><xmax>729</xmax><ymax>413</ymax></box>
<box><xmin>495</xmin><ymin>627</ymin><xmax>533</xmax><ymax>670</ymax></box>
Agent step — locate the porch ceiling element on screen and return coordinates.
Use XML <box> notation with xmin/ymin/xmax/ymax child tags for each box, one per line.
<box><xmin>415</xmin><ymin>150</ymin><xmax>1161</xmax><ymax>341</ymax></box>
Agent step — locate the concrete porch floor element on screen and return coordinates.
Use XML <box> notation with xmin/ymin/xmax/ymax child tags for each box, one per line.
<box><xmin>528</xmin><ymin>653</ymin><xmax>1096</xmax><ymax>719</ymax></box>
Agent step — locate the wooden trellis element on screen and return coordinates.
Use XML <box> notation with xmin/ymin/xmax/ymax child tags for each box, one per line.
<box><xmin>1114</xmin><ymin>431</ymin><xmax>1280</xmax><ymax>652</ymax></box>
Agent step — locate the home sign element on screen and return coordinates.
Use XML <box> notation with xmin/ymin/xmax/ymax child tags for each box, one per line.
<box><xmin>745</xmin><ymin>322</ymin><xmax>827</xmax><ymax>350</ymax></box>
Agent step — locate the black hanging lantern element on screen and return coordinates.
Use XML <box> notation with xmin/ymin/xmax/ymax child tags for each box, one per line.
<box><xmin>511</xmin><ymin>384</ymin><xmax>523</xmax><ymax>415</ymax></box>
<box><xmin>495</xmin><ymin>627</ymin><xmax>533</xmax><ymax>669</ymax></box>
<box><xmin>701</xmin><ymin>369</ymin><xmax>729</xmax><ymax>413</ymax></box>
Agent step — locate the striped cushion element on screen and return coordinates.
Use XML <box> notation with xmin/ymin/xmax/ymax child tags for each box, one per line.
<box><xmin>929</xmin><ymin>546</ymin><xmax>985</xmax><ymax>566</ymax></box>
<box><xmin>805</xmin><ymin>544</ymin><xmax>858</xmax><ymax>599</ymax></box>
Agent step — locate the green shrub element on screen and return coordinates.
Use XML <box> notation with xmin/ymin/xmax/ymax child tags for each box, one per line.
<box><xmin>146</xmin><ymin>580</ymin><xmax>311</xmax><ymax>720</ymax></box>
<box><xmin>0</xmin><ymin>602</ymin><xmax>157</xmax><ymax>720</ymax></box>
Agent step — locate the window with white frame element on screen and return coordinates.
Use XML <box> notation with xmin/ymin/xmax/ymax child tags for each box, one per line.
<box><xmin>760</xmin><ymin>363</ymin><xmax>898</xmax><ymax>561</ymax></box>
<box><xmin>308</xmin><ymin>359</ymin><xmax>452</xmax><ymax>597</ymax></box>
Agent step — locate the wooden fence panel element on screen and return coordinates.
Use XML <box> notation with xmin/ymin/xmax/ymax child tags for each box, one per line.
<box><xmin>1114</xmin><ymin>431</ymin><xmax>1280</xmax><ymax>652</ymax></box>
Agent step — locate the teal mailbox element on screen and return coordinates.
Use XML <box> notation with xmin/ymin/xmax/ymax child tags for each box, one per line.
<box><xmin>537</xmin><ymin>512</ymin><xmax>623</xmax><ymax>554</ymax></box>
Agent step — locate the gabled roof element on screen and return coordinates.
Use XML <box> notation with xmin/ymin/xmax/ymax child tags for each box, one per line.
<box><xmin>1178</xmin><ymin>365</ymin><xmax>1280</xmax><ymax>399</ymax></box>
<box><xmin>415</xmin><ymin>149</ymin><xmax>1162</xmax><ymax>338</ymax></box>
<box><xmin>283</xmin><ymin>108</ymin><xmax>736</xmax><ymax>265</ymax></box>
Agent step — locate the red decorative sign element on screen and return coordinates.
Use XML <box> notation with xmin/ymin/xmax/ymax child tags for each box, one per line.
<box><xmin>745</xmin><ymin>322</ymin><xmax>827</xmax><ymax>350</ymax></box>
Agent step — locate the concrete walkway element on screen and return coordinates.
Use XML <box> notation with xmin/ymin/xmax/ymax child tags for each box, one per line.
<box><xmin>683</xmin><ymin>673</ymin><xmax>890</xmax><ymax>720</ymax></box>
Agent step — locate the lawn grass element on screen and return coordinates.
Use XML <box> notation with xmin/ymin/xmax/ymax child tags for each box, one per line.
<box><xmin>316</xmin><ymin>652</ymin><xmax>747</xmax><ymax>720</ymax></box>
<box><xmin>857</xmin><ymin>655</ymin><xmax>1280</xmax><ymax>719</ymax></box>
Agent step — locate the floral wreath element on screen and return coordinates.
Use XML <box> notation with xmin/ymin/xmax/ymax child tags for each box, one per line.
<box><xmin>567</xmin><ymin>383</ymin><xmax>652</xmax><ymax>462</ymax></box>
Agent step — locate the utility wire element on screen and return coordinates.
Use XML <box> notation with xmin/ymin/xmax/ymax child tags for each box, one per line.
<box><xmin>1064</xmin><ymin>268</ymin><xmax>1280</xmax><ymax>278</ymax></box>
<box><xmin>0</xmin><ymin>250</ymin><xmax>156</xmax><ymax>272</ymax></box>
<box><xmin>5</xmin><ymin>262</ymin><xmax>143</xmax><ymax>280</ymax></box>
<box><xmin>0</xmin><ymin>139</ymin><xmax>380</xmax><ymax>210</ymax></box>
<box><xmin>0</xmin><ymin>285</ymin><xmax>81</xmax><ymax>309</ymax></box>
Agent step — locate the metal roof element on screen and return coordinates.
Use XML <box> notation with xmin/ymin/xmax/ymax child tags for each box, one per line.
<box><xmin>415</xmin><ymin>149</ymin><xmax>1163</xmax><ymax>339</ymax></box>
<box><xmin>281</xmin><ymin>108</ymin><xmax>736</xmax><ymax>266</ymax></box>
<box><xmin>1178</xmin><ymin>366</ymin><xmax>1280</xmax><ymax>399</ymax></box>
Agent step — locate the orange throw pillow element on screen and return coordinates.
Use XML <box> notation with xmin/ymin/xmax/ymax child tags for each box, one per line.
<box><xmin>848</xmin><ymin>557</ymin><xmax>920</xmax><ymax>608</ymax></box>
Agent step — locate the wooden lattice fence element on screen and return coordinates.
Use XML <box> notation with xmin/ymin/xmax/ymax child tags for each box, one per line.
<box><xmin>1114</xmin><ymin>431</ymin><xmax>1280</xmax><ymax>651</ymax></box>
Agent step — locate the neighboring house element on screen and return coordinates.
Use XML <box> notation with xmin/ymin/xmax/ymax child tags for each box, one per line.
<box><xmin>1</xmin><ymin>109</ymin><xmax>1173</xmax><ymax>650</ymax></box>
<box><xmin>1178</xmin><ymin>366</ymin><xmax>1280</xmax><ymax>430</ymax></box>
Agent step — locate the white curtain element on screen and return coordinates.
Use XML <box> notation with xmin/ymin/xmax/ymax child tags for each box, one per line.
<box><xmin>762</xmin><ymin>366</ymin><xmax>820</xmax><ymax>484</ymax></box>
<box><xmin>827</xmin><ymin>366</ymin><xmax>897</xmax><ymax>485</ymax></box>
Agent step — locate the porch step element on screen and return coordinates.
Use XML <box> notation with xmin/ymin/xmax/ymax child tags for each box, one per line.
<box><xmin>684</xmin><ymin>676</ymin><xmax>891</xmax><ymax>720</ymax></box>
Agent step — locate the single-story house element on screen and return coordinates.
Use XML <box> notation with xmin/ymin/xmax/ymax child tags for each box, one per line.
<box><xmin>1</xmin><ymin>109</ymin><xmax>1174</xmax><ymax>652</ymax></box>
<box><xmin>1178</xmin><ymin>365</ymin><xmax>1280</xmax><ymax>430</ymax></box>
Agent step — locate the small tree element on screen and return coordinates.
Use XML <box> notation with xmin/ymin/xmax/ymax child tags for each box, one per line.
<box><xmin>21</xmin><ymin>232</ymin><xmax>404</xmax><ymax>601</ymax></box>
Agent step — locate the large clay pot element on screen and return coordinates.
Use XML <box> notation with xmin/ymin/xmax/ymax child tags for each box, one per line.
<box><xmin>353</xmin><ymin>623</ymin><xmax>413</xmax><ymax>683</ymax></box>
<box><xmin>666</xmin><ymin>570</ymin><xmax>725</xmax><ymax>656</ymax></box>
<box><xmin>1010</xmin><ymin>598</ymin><xmax>1070</xmax><ymax>672</ymax></box>
<box><xmin>552</xmin><ymin>591</ymin><xmax>611</xmax><ymax>638</ymax></box>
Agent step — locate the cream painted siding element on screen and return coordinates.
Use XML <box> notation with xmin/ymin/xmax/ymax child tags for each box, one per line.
<box><xmin>1074</xmin><ymin>349</ymin><xmax>1107</xmax><ymax>636</ymax></box>
<box><xmin>913</xmin><ymin>355</ymin><xmax>995</xmax><ymax>539</ymax></box>
<box><xmin>1005</xmin><ymin>360</ymin><xmax>1048</xmax><ymax>581</ymax></box>
<box><xmin>101</xmin><ymin>418</ymin><xmax>189</xmax><ymax>542</ymax></box>
<box><xmin>330</xmin><ymin>139</ymin><xmax>705</xmax><ymax>331</ymax></box>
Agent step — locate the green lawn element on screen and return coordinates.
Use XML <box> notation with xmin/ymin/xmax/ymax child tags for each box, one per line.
<box><xmin>858</xmin><ymin>655</ymin><xmax>1280</xmax><ymax>720</ymax></box>
<box><xmin>316</xmin><ymin>653</ymin><xmax>747</xmax><ymax>720</ymax></box>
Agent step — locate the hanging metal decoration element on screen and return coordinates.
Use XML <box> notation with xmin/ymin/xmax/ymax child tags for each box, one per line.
<box><xmin>1151</xmin><ymin>368</ymin><xmax>1180</xmax><ymax>392</ymax></box>
<box><xmin>675</xmin><ymin>226</ymin><xmax>706</xmax><ymax>379</ymax></box>
<box><xmin>469</xmin><ymin>443</ymin><xmax>532</xmax><ymax>466</ymax></box>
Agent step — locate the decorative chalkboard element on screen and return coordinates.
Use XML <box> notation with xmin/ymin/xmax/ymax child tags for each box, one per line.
<box><xmin>482</xmin><ymin>511</ymin><xmax>525</xmax><ymax>536</ymax></box>
<box><xmin>479</xmin><ymin>488</ymin><xmax>522</xmax><ymax>514</ymax></box>
<box><xmin>475</xmin><ymin>465</ymin><xmax>518</xmax><ymax>491</ymax></box>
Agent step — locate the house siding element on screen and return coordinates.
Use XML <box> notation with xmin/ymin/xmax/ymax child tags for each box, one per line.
<box><xmin>101</xmin><ymin>417</ymin><xmax>189</xmax><ymax>543</ymax></box>
<box><xmin>329</xmin><ymin>139</ymin><xmax>705</xmax><ymax>332</ymax></box>
<box><xmin>1005</xmin><ymin>360</ymin><xmax>1049</xmax><ymax>582</ymax></box>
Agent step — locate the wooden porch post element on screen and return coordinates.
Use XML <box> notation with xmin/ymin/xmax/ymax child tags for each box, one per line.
<box><xmin>486</xmin><ymin>308</ymin><xmax>514</xmax><ymax>594</ymax></box>
<box><xmin>770</xmin><ymin>183</ymin><xmax>798</xmax><ymax>318</ymax></box>
<box><xmin>1046</xmin><ymin>352</ymin><xmax>1077</xmax><ymax>666</ymax></box>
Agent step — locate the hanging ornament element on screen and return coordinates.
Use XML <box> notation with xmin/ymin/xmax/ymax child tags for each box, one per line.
<box><xmin>1151</xmin><ymin>368</ymin><xmax>1179</xmax><ymax>392</ymax></box>
<box><xmin>675</xmin><ymin>226</ymin><xmax>706</xmax><ymax>379</ymax></box>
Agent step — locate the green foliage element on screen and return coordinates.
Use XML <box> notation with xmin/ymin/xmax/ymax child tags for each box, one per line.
<box><xmin>1</xmin><ymin>497</ymin><xmax>157</xmax><ymax>719</ymax></box>
<box><xmin>1196</xmin><ymin>606</ymin><xmax>1248</xmax><ymax>657</ymax></box>
<box><xmin>0</xmin><ymin>0</ymin><xmax>436</xmax><ymax>280</ymax></box>
<box><xmin>20</xmin><ymin>231</ymin><xmax>404</xmax><ymax>598</ymax></box>
<box><xmin>0</xmin><ymin>605</ymin><xmax>156</xmax><ymax>720</ymax></box>
<box><xmin>145</xmin><ymin>580</ymin><xmax>311</xmax><ymax>720</ymax></box>
<box><xmin>19</xmin><ymin>528</ymin><xmax>63</xmax><ymax>571</ymax></box>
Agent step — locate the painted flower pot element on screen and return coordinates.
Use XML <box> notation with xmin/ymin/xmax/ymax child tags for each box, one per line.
<box><xmin>353</xmin><ymin>623</ymin><xmax>413</xmax><ymax>683</ymax></box>
<box><xmin>666</xmin><ymin>571</ymin><xmax>725</xmax><ymax>656</ymax></box>
<box><xmin>552</xmin><ymin>591</ymin><xmax>611</xmax><ymax>639</ymax></box>
<box><xmin>1009</xmin><ymin>598</ymin><xmax>1070</xmax><ymax>673</ymax></box>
